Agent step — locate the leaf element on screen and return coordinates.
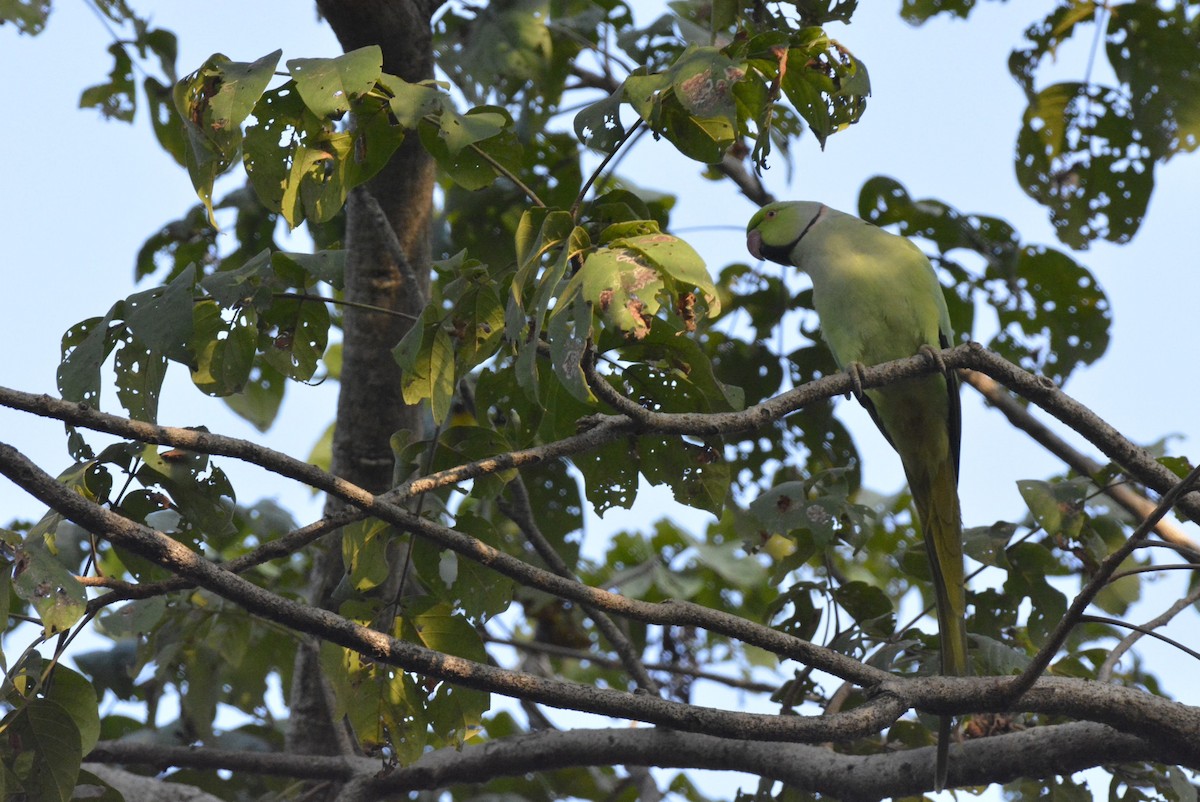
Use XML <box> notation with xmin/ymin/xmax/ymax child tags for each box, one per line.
<box><xmin>393</xmin><ymin>308</ymin><xmax>456</xmax><ymax>424</ymax></box>
<box><xmin>1017</xmin><ymin>479</ymin><xmax>1088</xmax><ymax>541</ymax></box>
<box><xmin>1015</xmin><ymin>82</ymin><xmax>1154</xmax><ymax>248</ymax></box>
<box><xmin>412</xmin><ymin>513</ymin><xmax>514</xmax><ymax>621</ymax></box>
<box><xmin>189</xmin><ymin>300</ymin><xmax>259</xmax><ymax>396</ymax></box>
<box><xmin>418</xmin><ymin>108</ymin><xmax>523</xmax><ymax>191</ymax></box>
<box><xmin>621</xmin><ymin>232</ymin><xmax>720</xmax><ymax>316</ymax></box>
<box><xmin>222</xmin><ymin>360</ymin><xmax>286</xmax><ymax>432</ymax></box>
<box><xmin>260</xmin><ymin>295</ymin><xmax>330</xmax><ymax>381</ymax></box>
<box><xmin>1</xmin><ymin>0</ymin><xmax>51</xmax><ymax>34</ymax></box>
<box><xmin>287</xmin><ymin>46</ymin><xmax>383</xmax><ymax>118</ymax></box>
<box><xmin>124</xmin><ymin>263</ymin><xmax>197</xmax><ymax>363</ymax></box>
<box><xmin>574</xmin><ymin>88</ymin><xmax>626</xmax><ymax>152</ymax></box>
<box><xmin>6</xmin><ymin>699</ymin><xmax>82</xmax><ymax>802</ymax></box>
<box><xmin>174</xmin><ymin>49</ymin><xmax>282</xmax><ymax>224</ymax></box>
<box><xmin>341</xmin><ymin>518</ymin><xmax>393</xmax><ymax>592</ymax></box>
<box><xmin>58</xmin><ymin>310</ymin><xmax>119</xmax><ymax>408</ymax></box>
<box><xmin>962</xmin><ymin>522</ymin><xmax>1016</xmax><ymax>569</ymax></box>
<box><xmin>639</xmin><ymin>436</ymin><xmax>728</xmax><ymax>516</ymax></box>
<box><xmin>12</xmin><ymin>541</ymin><xmax>87</xmax><ymax>636</ymax></box>
<box><xmin>43</xmin><ymin>667</ymin><xmax>100</xmax><ymax>753</ymax></box>
<box><xmin>1004</xmin><ymin>542</ymin><xmax>1068</xmax><ymax>645</ymax></box>
<box><xmin>79</xmin><ymin>43</ymin><xmax>135</xmax><ymax>122</ymax></box>
<box><xmin>112</xmin><ymin>329</ymin><xmax>170</xmax><ymax>424</ymax></box>
<box><xmin>748</xmin><ymin>481</ymin><xmax>841</xmax><ymax>548</ymax></box>
<box><xmin>398</xmin><ymin>599</ymin><xmax>489</xmax><ymax>740</ymax></box>
<box><xmin>972</xmin><ymin>633</ymin><xmax>1033</xmax><ymax>675</ymax></box>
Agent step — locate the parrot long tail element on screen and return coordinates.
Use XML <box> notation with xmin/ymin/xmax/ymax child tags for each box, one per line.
<box><xmin>907</xmin><ymin>450</ymin><xmax>967</xmax><ymax>792</ymax></box>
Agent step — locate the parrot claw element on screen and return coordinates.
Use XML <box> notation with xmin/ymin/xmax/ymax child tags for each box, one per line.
<box><xmin>919</xmin><ymin>343</ymin><xmax>948</xmax><ymax>374</ymax></box>
<box><xmin>845</xmin><ymin>361</ymin><xmax>868</xmax><ymax>402</ymax></box>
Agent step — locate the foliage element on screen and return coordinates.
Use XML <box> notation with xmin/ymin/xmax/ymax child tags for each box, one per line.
<box><xmin>1</xmin><ymin>1</ymin><xmax>1198</xmax><ymax>800</ymax></box>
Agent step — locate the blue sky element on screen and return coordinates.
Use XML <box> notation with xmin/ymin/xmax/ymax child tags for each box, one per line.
<box><xmin>2</xmin><ymin>1</ymin><xmax>1198</xmax><ymax>795</ymax></box>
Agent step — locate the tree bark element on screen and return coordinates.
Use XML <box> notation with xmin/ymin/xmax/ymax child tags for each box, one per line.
<box><xmin>288</xmin><ymin>0</ymin><xmax>439</xmax><ymax>767</ymax></box>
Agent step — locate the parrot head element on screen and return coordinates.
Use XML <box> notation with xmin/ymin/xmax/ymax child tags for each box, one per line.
<box><xmin>746</xmin><ymin>201</ymin><xmax>828</xmax><ymax>266</ymax></box>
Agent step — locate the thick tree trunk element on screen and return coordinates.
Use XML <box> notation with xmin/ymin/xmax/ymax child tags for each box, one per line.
<box><xmin>287</xmin><ymin>0</ymin><xmax>439</xmax><ymax>766</ymax></box>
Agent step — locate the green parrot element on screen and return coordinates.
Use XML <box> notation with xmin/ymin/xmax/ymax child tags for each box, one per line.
<box><xmin>746</xmin><ymin>201</ymin><xmax>966</xmax><ymax>790</ymax></box>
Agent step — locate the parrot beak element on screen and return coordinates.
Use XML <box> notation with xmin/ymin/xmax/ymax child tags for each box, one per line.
<box><xmin>747</xmin><ymin>229</ymin><xmax>763</xmax><ymax>260</ymax></box>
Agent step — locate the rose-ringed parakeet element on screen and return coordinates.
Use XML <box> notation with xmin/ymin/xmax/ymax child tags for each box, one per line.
<box><xmin>746</xmin><ymin>201</ymin><xmax>966</xmax><ymax>790</ymax></box>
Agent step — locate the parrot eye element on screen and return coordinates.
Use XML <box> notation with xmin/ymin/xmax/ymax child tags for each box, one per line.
<box><xmin>765</xmin><ymin>210</ymin><xmax>776</xmax><ymax>219</ymax></box>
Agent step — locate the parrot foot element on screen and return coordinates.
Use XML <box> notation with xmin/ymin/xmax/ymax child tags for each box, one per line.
<box><xmin>844</xmin><ymin>361</ymin><xmax>868</xmax><ymax>401</ymax></box>
<box><xmin>919</xmin><ymin>343</ymin><xmax>948</xmax><ymax>374</ymax></box>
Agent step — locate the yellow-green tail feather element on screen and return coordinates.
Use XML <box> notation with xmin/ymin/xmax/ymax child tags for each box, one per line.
<box><xmin>909</xmin><ymin>451</ymin><xmax>966</xmax><ymax>791</ymax></box>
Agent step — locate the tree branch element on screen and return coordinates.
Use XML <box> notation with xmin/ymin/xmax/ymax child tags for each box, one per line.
<box><xmin>963</xmin><ymin>369</ymin><xmax>1199</xmax><ymax>553</ymax></box>
<box><xmin>499</xmin><ymin>475</ymin><xmax>661</xmax><ymax>695</ymax></box>
<box><xmin>0</xmin><ymin>440</ymin><xmax>901</xmax><ymax>741</ymax></box>
<box><xmin>1004</xmin><ymin>459</ymin><xmax>1200</xmax><ymax>701</ymax></box>
<box><xmin>86</xmin><ymin>719</ymin><xmax>1199</xmax><ymax>799</ymax></box>
<box><xmin>1096</xmin><ymin>581</ymin><xmax>1200</xmax><ymax>680</ymax></box>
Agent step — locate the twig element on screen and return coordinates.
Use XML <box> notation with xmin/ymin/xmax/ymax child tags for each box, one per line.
<box><xmin>499</xmin><ymin>476</ymin><xmax>661</xmax><ymax>695</ymax></box>
<box><xmin>1081</xmin><ymin>614</ymin><xmax>1200</xmax><ymax>664</ymax></box>
<box><xmin>963</xmin><ymin>370</ymin><xmax>1199</xmax><ymax>553</ymax></box>
<box><xmin>274</xmin><ymin>291</ymin><xmax>420</xmax><ymax>322</ymax></box>
<box><xmin>571</xmin><ymin>119</ymin><xmax>646</xmax><ymax>219</ymax></box>
<box><xmin>716</xmin><ymin>152</ymin><xmax>775</xmax><ymax>207</ymax></box>
<box><xmin>483</xmin><ymin>634</ymin><xmax>779</xmax><ymax>694</ymax></box>
<box><xmin>468</xmin><ymin>142</ymin><xmax>545</xmax><ymax>207</ymax></box>
<box><xmin>1096</xmin><ymin>583</ymin><xmax>1200</xmax><ymax>681</ymax></box>
<box><xmin>1004</xmin><ymin>460</ymin><xmax>1200</xmax><ymax>702</ymax></box>
<box><xmin>8</xmin><ymin>344</ymin><xmax>1197</xmax><ymax>522</ymax></box>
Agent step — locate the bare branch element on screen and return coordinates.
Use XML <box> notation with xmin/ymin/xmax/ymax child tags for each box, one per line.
<box><xmin>483</xmin><ymin>634</ymin><xmax>780</xmax><ymax>694</ymax></box>
<box><xmin>86</xmin><ymin>719</ymin><xmax>1200</xmax><ymax>799</ymax></box>
<box><xmin>1097</xmin><ymin>581</ymin><xmax>1200</xmax><ymax>680</ymax></box>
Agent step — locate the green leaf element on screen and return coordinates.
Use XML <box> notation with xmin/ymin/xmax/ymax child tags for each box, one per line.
<box><xmin>833</xmin><ymin>580</ymin><xmax>893</xmax><ymax>625</ymax></box>
<box><xmin>221</xmin><ymin>360</ymin><xmax>285</xmax><ymax>431</ymax></box>
<box><xmin>12</xmin><ymin>542</ymin><xmax>87</xmax><ymax>636</ymax></box>
<box><xmin>901</xmin><ymin>0</ymin><xmax>999</xmax><ymax>25</ymax></box>
<box><xmin>112</xmin><ymin>330</ymin><xmax>170</xmax><ymax>424</ymax></box>
<box><xmin>79</xmin><ymin>43</ymin><xmax>135</xmax><ymax>122</ymax></box>
<box><xmin>1017</xmin><ymin>478</ymin><xmax>1088</xmax><ymax>541</ymax></box>
<box><xmin>260</xmin><ymin>295</ymin><xmax>330</xmax><ymax>381</ymax></box>
<box><xmin>341</xmin><ymin>518</ymin><xmax>393</xmax><ymax>592</ymax></box>
<box><xmin>58</xmin><ymin>310</ymin><xmax>119</xmax><ymax>408</ymax></box>
<box><xmin>419</xmin><ymin>107</ymin><xmax>523</xmax><ymax>191</ymax></box>
<box><xmin>639</xmin><ymin>436</ymin><xmax>728</xmax><ymax>516</ymax></box>
<box><xmin>748</xmin><ymin>481</ymin><xmax>841</xmax><ymax>548</ymax></box>
<box><xmin>43</xmin><ymin>667</ymin><xmax>100</xmax><ymax>754</ymax></box>
<box><xmin>174</xmin><ymin>49</ymin><xmax>282</xmax><ymax>224</ymax></box>
<box><xmin>384</xmin><ymin>75</ymin><xmax>446</xmax><ymax>128</ymax></box>
<box><xmin>574</xmin><ymin>89</ymin><xmax>627</xmax><ymax>152</ymax></box>
<box><xmin>124</xmin><ymin>263</ymin><xmax>197</xmax><ymax>363</ymax></box>
<box><xmin>962</xmin><ymin>522</ymin><xmax>1016</xmax><ymax>569</ymax></box>
<box><xmin>412</xmin><ymin>513</ymin><xmax>514</xmax><ymax>620</ymax></box>
<box><xmin>972</xmin><ymin>633</ymin><xmax>1033</xmax><ymax>675</ymax></box>
<box><xmin>621</xmin><ymin>232</ymin><xmax>720</xmax><ymax>316</ymax></box>
<box><xmin>287</xmin><ymin>46</ymin><xmax>383</xmax><ymax>118</ymax></box>
<box><xmin>1004</xmin><ymin>542</ymin><xmax>1068</xmax><ymax>645</ymax></box>
<box><xmin>6</xmin><ymin>700</ymin><xmax>82</xmax><ymax>802</ymax></box>
<box><xmin>1015</xmin><ymin>82</ymin><xmax>1154</xmax><ymax>248</ymax></box>
<box><xmin>189</xmin><ymin>300</ymin><xmax>259</xmax><ymax>396</ymax></box>
<box><xmin>393</xmin><ymin>308</ymin><xmax>456</xmax><ymax>424</ymax></box>
<box><xmin>547</xmin><ymin>295</ymin><xmax>594</xmax><ymax>401</ymax></box>
<box><xmin>1</xmin><ymin>0</ymin><xmax>51</xmax><ymax>34</ymax></box>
